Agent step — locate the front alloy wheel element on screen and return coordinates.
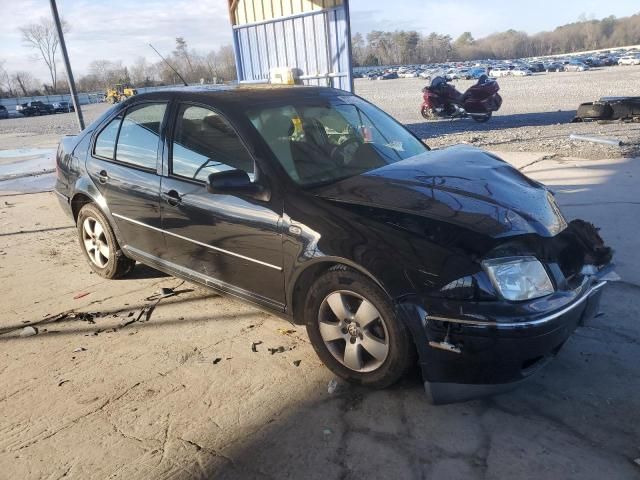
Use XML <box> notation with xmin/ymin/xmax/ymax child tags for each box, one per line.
<box><xmin>318</xmin><ymin>290</ymin><xmax>389</xmax><ymax>372</ymax></box>
<box><xmin>305</xmin><ymin>269</ymin><xmax>415</xmax><ymax>389</ymax></box>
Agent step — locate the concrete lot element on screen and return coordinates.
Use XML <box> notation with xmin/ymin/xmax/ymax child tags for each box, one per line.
<box><xmin>1</xmin><ymin>73</ymin><xmax>639</xmax><ymax>479</ymax></box>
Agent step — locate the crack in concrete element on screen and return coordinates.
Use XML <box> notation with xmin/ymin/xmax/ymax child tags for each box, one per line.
<box><xmin>8</xmin><ymin>382</ymin><xmax>141</xmax><ymax>453</ymax></box>
<box><xmin>518</xmin><ymin>153</ymin><xmax>559</xmax><ymax>171</ymax></box>
<box><xmin>178</xmin><ymin>437</ymin><xmax>236</xmax><ymax>466</ymax></box>
<box><xmin>159</xmin><ymin>414</ymin><xmax>171</xmax><ymax>465</ymax></box>
<box><xmin>487</xmin><ymin>396</ymin><xmax>636</xmax><ymax>463</ymax></box>
<box><xmin>575</xmin><ymin>326</ymin><xmax>640</xmax><ymax>346</ymax></box>
<box><xmin>561</xmin><ymin>201</ymin><xmax>640</xmax><ymax>207</ymax></box>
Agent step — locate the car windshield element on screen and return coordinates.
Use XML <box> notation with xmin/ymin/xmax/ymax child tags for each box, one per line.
<box><xmin>247</xmin><ymin>96</ymin><xmax>428</xmax><ymax>186</ymax></box>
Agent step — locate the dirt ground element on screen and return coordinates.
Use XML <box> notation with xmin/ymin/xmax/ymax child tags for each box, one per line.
<box><xmin>1</xmin><ymin>70</ymin><xmax>640</xmax><ymax>479</ymax></box>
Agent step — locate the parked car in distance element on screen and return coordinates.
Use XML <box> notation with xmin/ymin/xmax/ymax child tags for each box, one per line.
<box><xmin>53</xmin><ymin>101</ymin><xmax>75</xmax><ymax>113</ymax></box>
<box><xmin>0</xmin><ymin>105</ymin><xmax>8</xmax><ymax>119</ymax></box>
<box><xmin>489</xmin><ymin>66</ymin><xmax>511</xmax><ymax>77</ymax></box>
<box><xmin>464</xmin><ymin>67</ymin><xmax>488</xmax><ymax>79</ymax></box>
<box><xmin>379</xmin><ymin>72</ymin><xmax>398</xmax><ymax>80</ymax></box>
<box><xmin>511</xmin><ymin>67</ymin><xmax>532</xmax><ymax>76</ymax></box>
<box><xmin>564</xmin><ymin>62</ymin><xmax>589</xmax><ymax>72</ymax></box>
<box><xmin>527</xmin><ymin>62</ymin><xmax>545</xmax><ymax>73</ymax></box>
<box><xmin>618</xmin><ymin>54</ymin><xmax>640</xmax><ymax>65</ymax></box>
<box><xmin>16</xmin><ymin>101</ymin><xmax>55</xmax><ymax>116</ymax></box>
<box><xmin>54</xmin><ymin>85</ymin><xmax>614</xmax><ymax>404</ymax></box>
<box><xmin>545</xmin><ymin>62</ymin><xmax>565</xmax><ymax>72</ymax></box>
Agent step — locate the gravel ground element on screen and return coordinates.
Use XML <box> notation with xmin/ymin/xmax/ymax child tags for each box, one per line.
<box><xmin>1</xmin><ymin>66</ymin><xmax>639</xmax><ymax>157</ymax></box>
<box><xmin>356</xmin><ymin>65</ymin><xmax>640</xmax><ymax>159</ymax></box>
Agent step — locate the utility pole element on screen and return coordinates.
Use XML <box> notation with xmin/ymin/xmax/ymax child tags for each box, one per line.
<box><xmin>344</xmin><ymin>0</ymin><xmax>355</xmax><ymax>93</ymax></box>
<box><xmin>49</xmin><ymin>0</ymin><xmax>85</xmax><ymax>130</ymax></box>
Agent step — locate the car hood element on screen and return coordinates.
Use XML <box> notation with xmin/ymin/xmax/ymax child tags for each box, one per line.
<box><xmin>314</xmin><ymin>145</ymin><xmax>567</xmax><ymax>238</ymax></box>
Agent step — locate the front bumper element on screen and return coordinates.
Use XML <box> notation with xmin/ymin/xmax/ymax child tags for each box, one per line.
<box><xmin>397</xmin><ymin>268</ymin><xmax>612</xmax><ymax>404</ymax></box>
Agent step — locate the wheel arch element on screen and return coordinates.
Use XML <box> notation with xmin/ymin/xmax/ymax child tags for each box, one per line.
<box><xmin>287</xmin><ymin>257</ymin><xmax>390</xmax><ymax>325</ymax></box>
<box><xmin>69</xmin><ymin>181</ymin><xmax>126</xmax><ymax>247</ymax></box>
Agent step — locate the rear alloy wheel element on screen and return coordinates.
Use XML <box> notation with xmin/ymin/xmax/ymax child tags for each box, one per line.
<box><xmin>82</xmin><ymin>216</ymin><xmax>110</xmax><ymax>268</ymax></box>
<box><xmin>77</xmin><ymin>203</ymin><xmax>135</xmax><ymax>279</ymax></box>
<box><xmin>305</xmin><ymin>269</ymin><xmax>415</xmax><ymax>388</ymax></box>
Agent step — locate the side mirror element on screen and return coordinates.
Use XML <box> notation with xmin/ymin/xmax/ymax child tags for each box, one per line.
<box><xmin>206</xmin><ymin>170</ymin><xmax>270</xmax><ymax>201</ymax></box>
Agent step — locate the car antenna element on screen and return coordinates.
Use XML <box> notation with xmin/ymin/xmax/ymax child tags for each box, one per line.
<box><xmin>148</xmin><ymin>43</ymin><xmax>188</xmax><ymax>87</ymax></box>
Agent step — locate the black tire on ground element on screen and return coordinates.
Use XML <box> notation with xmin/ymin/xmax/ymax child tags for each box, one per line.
<box><xmin>472</xmin><ymin>112</ymin><xmax>492</xmax><ymax>122</ymax></box>
<box><xmin>76</xmin><ymin>203</ymin><xmax>135</xmax><ymax>279</ymax></box>
<box><xmin>304</xmin><ymin>268</ymin><xmax>415</xmax><ymax>389</ymax></box>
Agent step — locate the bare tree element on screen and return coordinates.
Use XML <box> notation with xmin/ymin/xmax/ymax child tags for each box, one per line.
<box><xmin>19</xmin><ymin>17</ymin><xmax>69</xmax><ymax>93</ymax></box>
<box><xmin>12</xmin><ymin>71</ymin><xmax>39</xmax><ymax>96</ymax></box>
<box><xmin>0</xmin><ymin>60</ymin><xmax>15</xmax><ymax>96</ymax></box>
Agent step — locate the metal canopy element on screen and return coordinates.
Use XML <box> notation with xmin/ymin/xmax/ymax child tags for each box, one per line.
<box><xmin>228</xmin><ymin>0</ymin><xmax>353</xmax><ymax>91</ymax></box>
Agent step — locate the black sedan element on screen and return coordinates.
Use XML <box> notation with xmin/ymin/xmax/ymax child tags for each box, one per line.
<box><xmin>53</xmin><ymin>101</ymin><xmax>75</xmax><ymax>113</ymax></box>
<box><xmin>54</xmin><ymin>85</ymin><xmax>614</xmax><ymax>403</ymax></box>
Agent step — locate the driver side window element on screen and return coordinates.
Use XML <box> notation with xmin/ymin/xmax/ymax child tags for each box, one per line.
<box><xmin>171</xmin><ymin>105</ymin><xmax>254</xmax><ymax>182</ymax></box>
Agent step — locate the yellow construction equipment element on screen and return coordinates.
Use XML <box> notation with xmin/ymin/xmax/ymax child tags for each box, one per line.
<box><xmin>105</xmin><ymin>84</ymin><xmax>137</xmax><ymax>104</ymax></box>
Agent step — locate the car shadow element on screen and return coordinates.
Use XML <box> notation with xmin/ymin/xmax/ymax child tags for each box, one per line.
<box><xmin>405</xmin><ymin>110</ymin><xmax>576</xmax><ymax>138</ymax></box>
<box><xmin>186</xmin><ymin>283</ymin><xmax>640</xmax><ymax>480</ymax></box>
<box><xmin>123</xmin><ymin>263</ymin><xmax>170</xmax><ymax>280</ymax></box>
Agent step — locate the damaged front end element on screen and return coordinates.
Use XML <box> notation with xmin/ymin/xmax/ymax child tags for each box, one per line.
<box><xmin>397</xmin><ymin>219</ymin><xmax>617</xmax><ymax>404</ymax></box>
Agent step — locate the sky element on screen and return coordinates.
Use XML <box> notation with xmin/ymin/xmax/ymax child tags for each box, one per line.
<box><xmin>1</xmin><ymin>0</ymin><xmax>639</xmax><ymax>81</ymax></box>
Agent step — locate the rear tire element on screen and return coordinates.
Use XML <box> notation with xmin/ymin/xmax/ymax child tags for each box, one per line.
<box><xmin>472</xmin><ymin>112</ymin><xmax>492</xmax><ymax>122</ymax></box>
<box><xmin>304</xmin><ymin>269</ymin><xmax>415</xmax><ymax>389</ymax></box>
<box><xmin>77</xmin><ymin>203</ymin><xmax>135</xmax><ymax>279</ymax></box>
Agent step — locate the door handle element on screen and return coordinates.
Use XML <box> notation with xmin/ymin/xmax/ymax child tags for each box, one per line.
<box><xmin>162</xmin><ymin>190</ymin><xmax>182</xmax><ymax>206</ymax></box>
<box><xmin>97</xmin><ymin>170</ymin><xmax>108</xmax><ymax>184</ymax></box>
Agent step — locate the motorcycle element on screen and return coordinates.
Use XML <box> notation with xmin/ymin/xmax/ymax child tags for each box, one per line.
<box><xmin>421</xmin><ymin>74</ymin><xmax>502</xmax><ymax>122</ymax></box>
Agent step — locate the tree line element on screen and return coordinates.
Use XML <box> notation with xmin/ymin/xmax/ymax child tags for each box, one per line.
<box><xmin>2</xmin><ymin>12</ymin><xmax>640</xmax><ymax>98</ymax></box>
<box><xmin>0</xmin><ymin>17</ymin><xmax>237</xmax><ymax>98</ymax></box>
<box><xmin>352</xmin><ymin>12</ymin><xmax>640</xmax><ymax>66</ymax></box>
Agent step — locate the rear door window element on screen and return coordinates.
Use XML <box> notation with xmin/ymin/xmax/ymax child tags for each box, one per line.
<box><xmin>94</xmin><ymin>116</ymin><xmax>122</xmax><ymax>159</ymax></box>
<box><xmin>171</xmin><ymin>105</ymin><xmax>254</xmax><ymax>182</ymax></box>
<box><xmin>115</xmin><ymin>103</ymin><xmax>167</xmax><ymax>170</ymax></box>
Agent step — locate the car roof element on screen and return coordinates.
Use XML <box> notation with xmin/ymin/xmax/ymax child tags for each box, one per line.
<box><xmin>131</xmin><ymin>84</ymin><xmax>352</xmax><ymax>109</ymax></box>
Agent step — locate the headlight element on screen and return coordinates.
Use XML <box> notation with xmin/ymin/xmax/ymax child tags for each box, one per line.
<box><xmin>482</xmin><ymin>256</ymin><xmax>554</xmax><ymax>301</ymax></box>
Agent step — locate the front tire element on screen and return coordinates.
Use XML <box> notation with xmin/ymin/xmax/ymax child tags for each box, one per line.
<box><xmin>421</xmin><ymin>105</ymin><xmax>437</xmax><ymax>120</ymax></box>
<box><xmin>305</xmin><ymin>269</ymin><xmax>415</xmax><ymax>389</ymax></box>
<box><xmin>77</xmin><ymin>203</ymin><xmax>135</xmax><ymax>279</ymax></box>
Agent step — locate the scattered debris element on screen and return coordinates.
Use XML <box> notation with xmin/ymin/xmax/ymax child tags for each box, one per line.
<box><xmin>73</xmin><ymin>347</ymin><xmax>87</xmax><ymax>353</ymax></box>
<box><xmin>212</xmin><ymin>358</ymin><xmax>222</xmax><ymax>365</ymax></box>
<box><xmin>68</xmin><ymin>312</ymin><xmax>96</xmax><ymax>324</ymax></box>
<box><xmin>268</xmin><ymin>346</ymin><xmax>286</xmax><ymax>355</ymax></box>
<box><xmin>278</xmin><ymin>328</ymin><xmax>296</xmax><ymax>336</ymax></box>
<box><xmin>73</xmin><ymin>292</ymin><xmax>91</xmax><ymax>300</ymax></box>
<box><xmin>58</xmin><ymin>380</ymin><xmax>69</xmax><ymax>387</ymax></box>
<box><xmin>293</xmin><ymin>360</ymin><xmax>301</xmax><ymax>367</ymax></box>
<box><xmin>251</xmin><ymin>341</ymin><xmax>262</xmax><ymax>352</ymax></box>
<box><xmin>19</xmin><ymin>326</ymin><xmax>38</xmax><ymax>337</ymax></box>
<box><xmin>569</xmin><ymin>134</ymin><xmax>622</xmax><ymax>147</ymax></box>
<box><xmin>327</xmin><ymin>378</ymin><xmax>339</xmax><ymax>395</ymax></box>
